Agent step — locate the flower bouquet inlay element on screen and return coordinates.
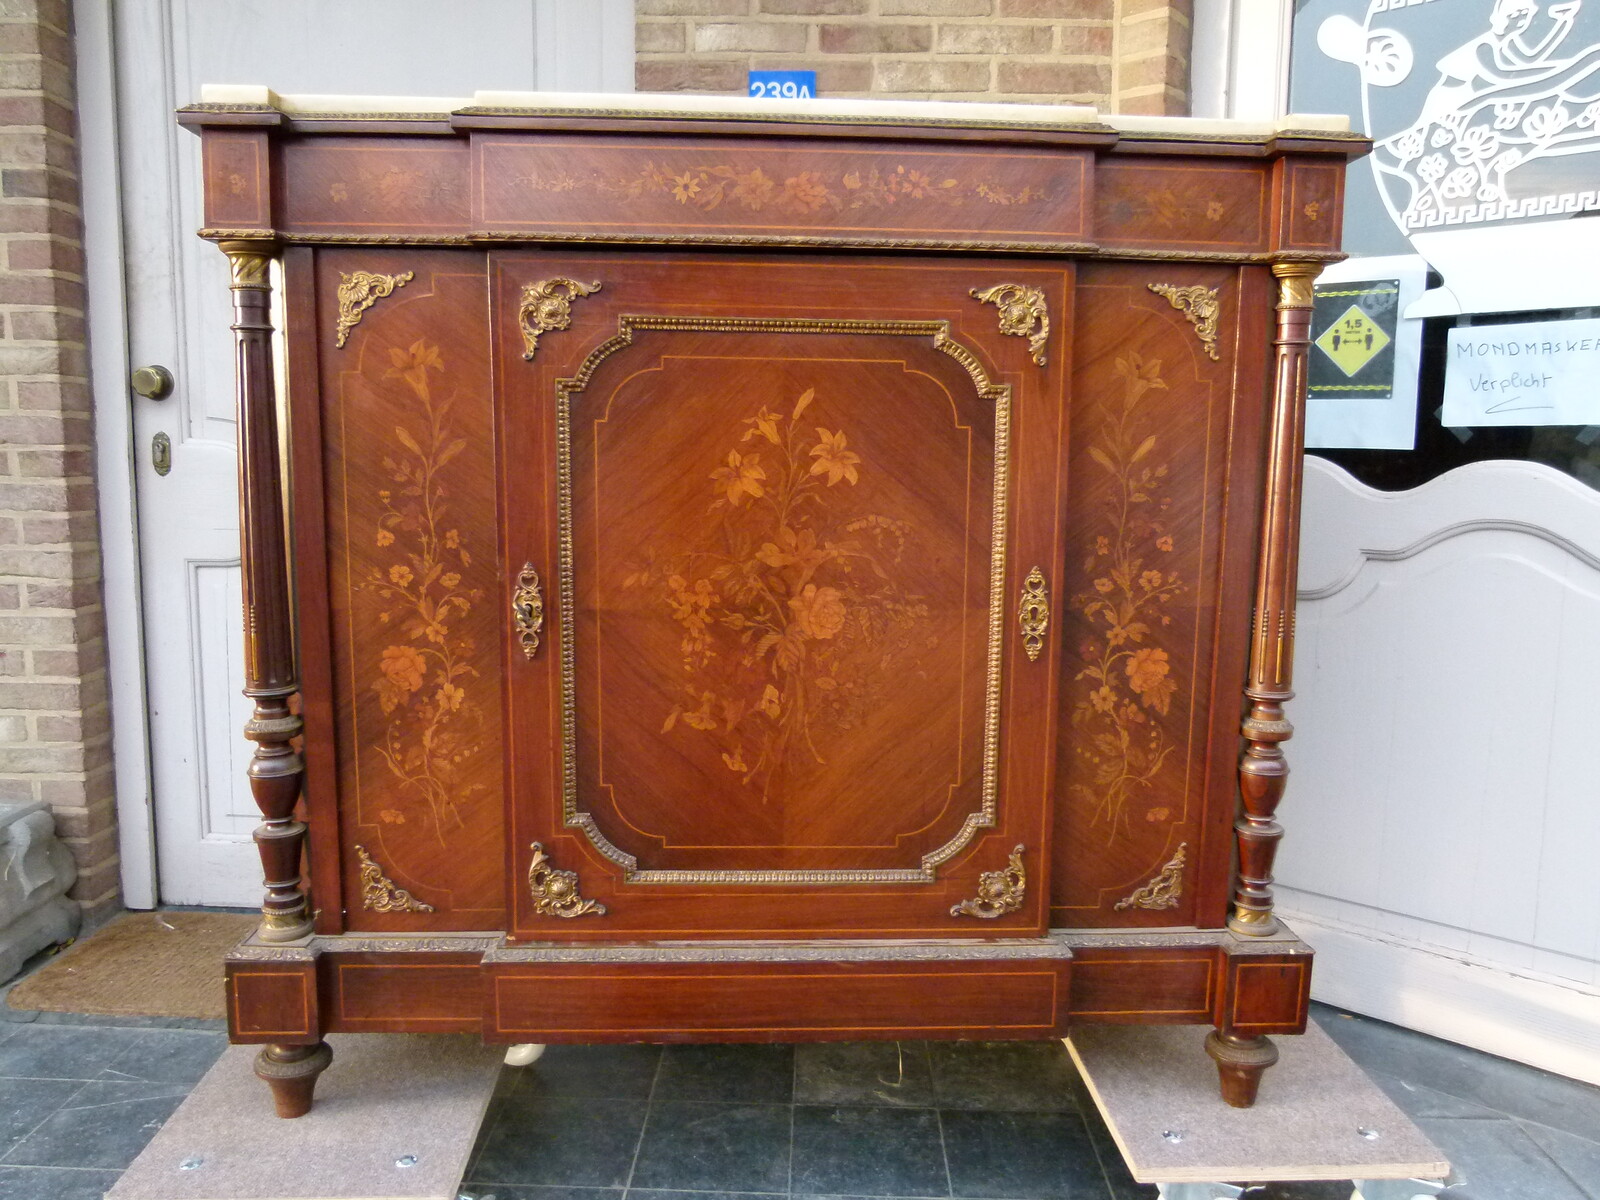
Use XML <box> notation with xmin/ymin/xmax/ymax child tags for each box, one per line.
<box><xmin>622</xmin><ymin>387</ymin><xmax>934</xmax><ymax>802</ymax></box>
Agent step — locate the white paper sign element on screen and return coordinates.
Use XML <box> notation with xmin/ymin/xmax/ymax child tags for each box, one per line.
<box><xmin>1304</xmin><ymin>254</ymin><xmax>1424</xmax><ymax>451</ymax></box>
<box><xmin>1443</xmin><ymin>316</ymin><xmax>1600</xmax><ymax>428</ymax></box>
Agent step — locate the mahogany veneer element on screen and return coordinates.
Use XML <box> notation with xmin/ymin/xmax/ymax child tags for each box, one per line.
<box><xmin>182</xmin><ymin>92</ymin><xmax>1364</xmax><ymax>1115</ymax></box>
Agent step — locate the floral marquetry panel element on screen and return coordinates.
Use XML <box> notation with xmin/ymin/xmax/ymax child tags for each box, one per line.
<box><xmin>278</xmin><ymin>140</ymin><xmax>471</xmax><ymax>239</ymax></box>
<box><xmin>307</xmin><ymin>250</ymin><xmax>505</xmax><ymax>931</ymax></box>
<box><xmin>474</xmin><ymin>136</ymin><xmax>1090</xmax><ymax>248</ymax></box>
<box><xmin>1049</xmin><ymin>262</ymin><xmax>1273</xmax><ymax>930</ymax></box>
<box><xmin>498</xmin><ymin>253</ymin><xmax>1072</xmax><ymax>940</ymax></box>
<box><xmin>586</xmin><ymin>348</ymin><xmax>987</xmax><ymax>872</ymax></box>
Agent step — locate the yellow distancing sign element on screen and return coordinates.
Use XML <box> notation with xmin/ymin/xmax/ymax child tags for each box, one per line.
<box><xmin>1314</xmin><ymin>303</ymin><xmax>1392</xmax><ymax>378</ymax></box>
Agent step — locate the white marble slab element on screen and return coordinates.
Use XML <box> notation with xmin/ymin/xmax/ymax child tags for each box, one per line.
<box><xmin>194</xmin><ymin>84</ymin><xmax>1351</xmax><ymax>139</ymax></box>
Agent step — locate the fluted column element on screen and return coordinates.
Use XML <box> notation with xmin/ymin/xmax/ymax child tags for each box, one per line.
<box><xmin>1229</xmin><ymin>261</ymin><xmax>1318</xmax><ymax>938</ymax></box>
<box><xmin>222</xmin><ymin>240</ymin><xmax>313</xmax><ymax>944</ymax></box>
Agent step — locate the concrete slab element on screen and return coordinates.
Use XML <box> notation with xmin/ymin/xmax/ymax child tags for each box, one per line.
<box><xmin>1066</xmin><ymin>1022</ymin><xmax>1450</xmax><ymax>1185</ymax></box>
<box><xmin>107</xmin><ymin>1033</ymin><xmax>502</xmax><ymax>1200</ymax></box>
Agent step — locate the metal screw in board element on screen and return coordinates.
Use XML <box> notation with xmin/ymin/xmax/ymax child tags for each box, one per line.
<box><xmin>178</xmin><ymin>1156</ymin><xmax>203</xmax><ymax>1170</ymax></box>
<box><xmin>396</xmin><ymin>1155</ymin><xmax>418</xmax><ymax>1168</ymax></box>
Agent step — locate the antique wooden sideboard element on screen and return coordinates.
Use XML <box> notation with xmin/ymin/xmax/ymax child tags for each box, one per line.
<box><xmin>179</xmin><ymin>89</ymin><xmax>1364</xmax><ymax>1118</ymax></box>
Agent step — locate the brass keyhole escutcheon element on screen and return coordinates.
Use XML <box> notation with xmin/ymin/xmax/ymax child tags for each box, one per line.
<box><xmin>512</xmin><ymin>564</ymin><xmax>544</xmax><ymax>658</ymax></box>
<box><xmin>152</xmin><ymin>432</ymin><xmax>172</xmax><ymax>476</ymax></box>
<box><xmin>1018</xmin><ymin>565</ymin><xmax>1049</xmax><ymax>661</ymax></box>
<box><xmin>131</xmin><ymin>364</ymin><xmax>174</xmax><ymax>400</ymax></box>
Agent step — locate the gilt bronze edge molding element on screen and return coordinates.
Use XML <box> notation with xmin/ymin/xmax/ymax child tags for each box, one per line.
<box><xmin>223</xmin><ymin>924</ymin><xmax>1314</xmax><ymax>963</ymax></box>
<box><xmin>552</xmin><ymin>314</ymin><xmax>1010</xmax><ymax>887</ymax></box>
<box><xmin>196</xmin><ymin>228</ymin><xmax>1346</xmax><ymax>267</ymax></box>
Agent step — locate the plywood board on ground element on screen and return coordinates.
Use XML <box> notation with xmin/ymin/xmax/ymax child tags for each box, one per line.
<box><xmin>107</xmin><ymin>1032</ymin><xmax>502</xmax><ymax>1200</ymax></box>
<box><xmin>1067</xmin><ymin>1022</ymin><xmax>1449</xmax><ymax>1184</ymax></box>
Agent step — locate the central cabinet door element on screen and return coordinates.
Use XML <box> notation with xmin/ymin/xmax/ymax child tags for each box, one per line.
<box><xmin>497</xmin><ymin>254</ymin><xmax>1070</xmax><ymax>939</ymax></box>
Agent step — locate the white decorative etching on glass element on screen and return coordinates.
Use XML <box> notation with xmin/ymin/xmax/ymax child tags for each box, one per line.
<box><xmin>1318</xmin><ymin>0</ymin><xmax>1600</xmax><ymax>233</ymax></box>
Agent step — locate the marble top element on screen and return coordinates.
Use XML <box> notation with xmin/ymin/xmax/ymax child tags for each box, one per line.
<box><xmin>195</xmin><ymin>84</ymin><xmax>1352</xmax><ymax>139</ymax></box>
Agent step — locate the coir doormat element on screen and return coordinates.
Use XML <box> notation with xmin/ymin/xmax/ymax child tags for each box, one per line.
<box><xmin>6</xmin><ymin>910</ymin><xmax>255</xmax><ymax>1020</ymax></box>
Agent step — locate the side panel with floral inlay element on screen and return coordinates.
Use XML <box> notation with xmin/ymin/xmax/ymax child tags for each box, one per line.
<box><xmin>313</xmin><ymin>250</ymin><xmax>504</xmax><ymax>930</ymax></box>
<box><xmin>1050</xmin><ymin>262</ymin><xmax>1271</xmax><ymax>930</ymax></box>
<box><xmin>280</xmin><ymin>138</ymin><xmax>471</xmax><ymax>239</ymax></box>
<box><xmin>1094</xmin><ymin>160</ymin><xmax>1267</xmax><ymax>253</ymax></box>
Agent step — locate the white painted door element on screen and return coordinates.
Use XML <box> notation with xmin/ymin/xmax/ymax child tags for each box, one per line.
<box><xmin>98</xmin><ymin>0</ymin><xmax>633</xmax><ymax>907</ymax></box>
<box><xmin>1279</xmin><ymin>456</ymin><xmax>1600</xmax><ymax>1084</ymax></box>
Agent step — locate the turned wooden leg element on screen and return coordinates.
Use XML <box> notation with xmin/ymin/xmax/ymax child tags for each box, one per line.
<box><xmin>1204</xmin><ymin>1029</ymin><xmax>1278</xmax><ymax>1108</ymax></box>
<box><xmin>254</xmin><ymin>1041</ymin><xmax>333</xmax><ymax>1118</ymax></box>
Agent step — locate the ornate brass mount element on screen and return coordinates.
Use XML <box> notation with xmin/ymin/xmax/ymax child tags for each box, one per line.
<box><xmin>512</xmin><ymin>563</ymin><xmax>545</xmax><ymax>659</ymax></box>
<box><xmin>1018</xmin><ymin>565</ymin><xmax>1049</xmax><ymax>662</ymax></box>
<box><xmin>1114</xmin><ymin>842</ymin><xmax>1187</xmax><ymax>912</ymax></box>
<box><xmin>527</xmin><ymin>842</ymin><xmax>607</xmax><ymax>918</ymax></box>
<box><xmin>355</xmin><ymin>845</ymin><xmax>434</xmax><ymax>913</ymax></box>
<box><xmin>519</xmin><ymin>277</ymin><xmax>601</xmax><ymax>360</ymax></box>
<box><xmin>1148</xmin><ymin>283</ymin><xmax>1221</xmax><ymax>362</ymax></box>
<box><xmin>970</xmin><ymin>282</ymin><xmax>1049</xmax><ymax>367</ymax></box>
<box><xmin>335</xmin><ymin>270</ymin><xmax>413</xmax><ymax>348</ymax></box>
<box><xmin>951</xmin><ymin>845</ymin><xmax>1026</xmax><ymax>919</ymax></box>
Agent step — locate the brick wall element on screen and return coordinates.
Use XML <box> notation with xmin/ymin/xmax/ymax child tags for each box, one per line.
<box><xmin>0</xmin><ymin>0</ymin><xmax>119</xmax><ymax>922</ymax></box>
<box><xmin>635</xmin><ymin>0</ymin><xmax>1191</xmax><ymax>116</ymax></box>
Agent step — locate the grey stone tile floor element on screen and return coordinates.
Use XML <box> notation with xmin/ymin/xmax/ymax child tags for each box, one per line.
<box><xmin>0</xmin><ymin>1004</ymin><xmax>1594</xmax><ymax>1200</ymax></box>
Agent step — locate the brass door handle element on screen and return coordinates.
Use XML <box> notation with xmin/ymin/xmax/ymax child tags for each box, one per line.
<box><xmin>131</xmin><ymin>364</ymin><xmax>174</xmax><ymax>400</ymax></box>
<box><xmin>513</xmin><ymin>563</ymin><xmax>544</xmax><ymax>659</ymax></box>
<box><xmin>1018</xmin><ymin>565</ymin><xmax>1049</xmax><ymax>661</ymax></box>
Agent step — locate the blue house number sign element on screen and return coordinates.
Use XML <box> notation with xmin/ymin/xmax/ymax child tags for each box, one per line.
<box><xmin>748</xmin><ymin>70</ymin><xmax>815</xmax><ymax>99</ymax></box>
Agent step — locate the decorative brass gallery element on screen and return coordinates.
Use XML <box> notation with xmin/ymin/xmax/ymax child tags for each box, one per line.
<box><xmin>1147</xmin><ymin>283</ymin><xmax>1221</xmax><ymax>362</ymax></box>
<box><xmin>1114</xmin><ymin>842</ymin><xmax>1188</xmax><ymax>911</ymax></box>
<box><xmin>1018</xmin><ymin>566</ymin><xmax>1050</xmax><ymax>662</ymax></box>
<box><xmin>512</xmin><ymin>564</ymin><xmax>544</xmax><ymax>660</ymax></box>
<box><xmin>951</xmin><ymin>845</ymin><xmax>1027</xmax><ymax>919</ymax></box>
<box><xmin>335</xmin><ymin>269</ymin><xmax>413</xmax><ymax>348</ymax></box>
<box><xmin>359</xmin><ymin>340</ymin><xmax>488</xmax><ymax>843</ymax></box>
<box><xmin>527</xmin><ymin>842</ymin><xmax>606</xmax><ymax>918</ymax></box>
<box><xmin>355</xmin><ymin>845</ymin><xmax>435</xmax><ymax>913</ymax></box>
<box><xmin>628</xmin><ymin>387</ymin><xmax>932</xmax><ymax>801</ymax></box>
<box><xmin>1067</xmin><ymin>353</ymin><xmax>1185</xmax><ymax>842</ymax></box>
<box><xmin>970</xmin><ymin>282</ymin><xmax>1050</xmax><ymax>366</ymax></box>
<box><xmin>518</xmin><ymin>277</ymin><xmax>601</xmax><ymax>360</ymax></box>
